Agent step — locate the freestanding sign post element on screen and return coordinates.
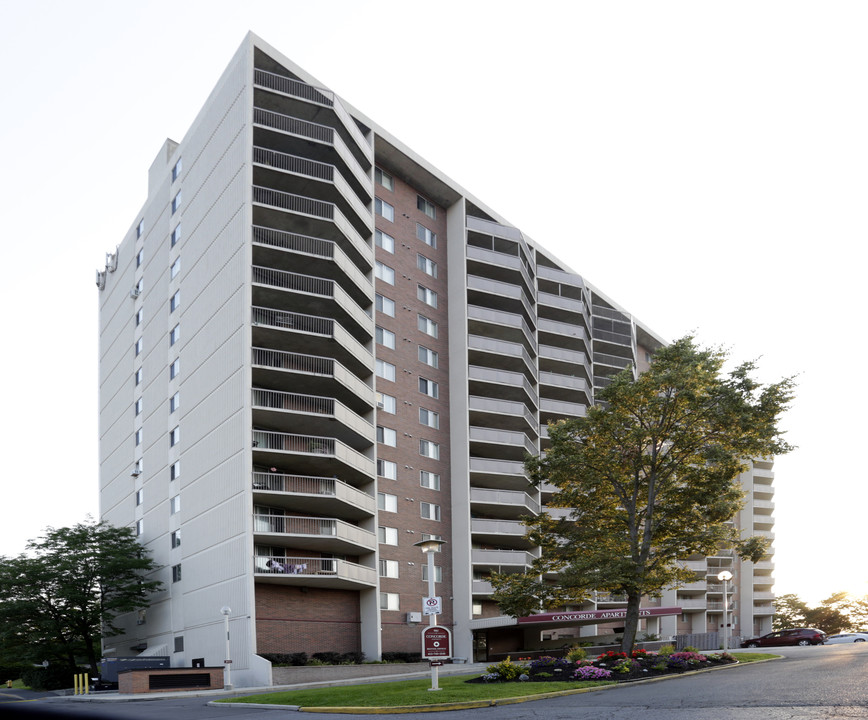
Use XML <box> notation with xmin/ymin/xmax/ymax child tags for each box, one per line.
<box><xmin>421</xmin><ymin>625</ymin><xmax>452</xmax><ymax>690</ymax></box>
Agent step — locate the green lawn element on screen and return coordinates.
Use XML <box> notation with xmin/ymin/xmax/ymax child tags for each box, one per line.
<box><xmin>217</xmin><ymin>654</ymin><xmax>775</xmax><ymax>708</ymax></box>
<box><xmin>217</xmin><ymin>674</ymin><xmax>613</xmax><ymax>707</ymax></box>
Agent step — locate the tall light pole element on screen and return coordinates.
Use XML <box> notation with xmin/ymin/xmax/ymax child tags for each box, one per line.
<box><xmin>414</xmin><ymin>538</ymin><xmax>446</xmax><ymax>691</ymax></box>
<box><xmin>717</xmin><ymin>571</ymin><xmax>733</xmax><ymax>650</ymax></box>
<box><xmin>220</xmin><ymin>606</ymin><xmax>232</xmax><ymax>689</ymax></box>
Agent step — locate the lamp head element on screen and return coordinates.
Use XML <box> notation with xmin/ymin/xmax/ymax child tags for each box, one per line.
<box><xmin>717</xmin><ymin>570</ymin><xmax>733</xmax><ymax>582</ymax></box>
<box><xmin>413</xmin><ymin>538</ymin><xmax>446</xmax><ymax>554</ymax></box>
<box><xmin>220</xmin><ymin>606</ymin><xmax>232</xmax><ymax>616</ymax></box>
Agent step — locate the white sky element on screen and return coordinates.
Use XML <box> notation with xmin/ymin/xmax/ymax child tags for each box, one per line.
<box><xmin>1</xmin><ymin>0</ymin><xmax>865</xmax><ymax>607</ymax></box>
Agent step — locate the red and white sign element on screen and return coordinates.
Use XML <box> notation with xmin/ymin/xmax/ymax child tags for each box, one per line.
<box><xmin>421</xmin><ymin>625</ymin><xmax>452</xmax><ymax>659</ymax></box>
<box><xmin>423</xmin><ymin>596</ymin><xmax>442</xmax><ymax>615</ymax></box>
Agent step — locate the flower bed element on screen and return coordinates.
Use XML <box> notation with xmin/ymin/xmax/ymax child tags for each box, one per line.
<box><xmin>468</xmin><ymin>649</ymin><xmax>738</xmax><ymax>684</ymax></box>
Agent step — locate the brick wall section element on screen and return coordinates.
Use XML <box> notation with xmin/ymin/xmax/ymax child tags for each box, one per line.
<box><xmin>255</xmin><ymin>584</ymin><xmax>361</xmax><ymax>654</ymax></box>
<box><xmin>118</xmin><ymin>667</ymin><xmax>223</xmax><ymax>694</ymax></box>
<box><xmin>373</xmin><ymin>167</ymin><xmax>454</xmax><ymax>654</ymax></box>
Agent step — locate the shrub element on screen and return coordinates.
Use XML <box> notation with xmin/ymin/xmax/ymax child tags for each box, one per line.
<box><xmin>670</xmin><ymin>651</ymin><xmax>707</xmax><ymax>666</ymax></box>
<box><xmin>21</xmin><ymin>666</ymin><xmax>80</xmax><ymax>691</ymax></box>
<box><xmin>528</xmin><ymin>656</ymin><xmax>573</xmax><ymax>673</ymax></box>
<box><xmin>657</xmin><ymin>644</ymin><xmax>676</xmax><ymax>657</ymax></box>
<box><xmin>596</xmin><ymin>650</ymin><xmax>628</xmax><ymax>664</ymax></box>
<box><xmin>485</xmin><ymin>657</ymin><xmax>528</xmax><ymax>681</ymax></box>
<box><xmin>611</xmin><ymin>658</ymin><xmax>640</xmax><ymax>674</ymax></box>
<box><xmin>312</xmin><ymin>652</ymin><xmax>343</xmax><ymax>665</ymax></box>
<box><xmin>339</xmin><ymin>652</ymin><xmax>365</xmax><ymax>665</ymax></box>
<box><xmin>683</xmin><ymin>645</ymin><xmax>699</xmax><ymax>653</ymax></box>
<box><xmin>0</xmin><ymin>664</ymin><xmax>30</xmax><ymax>683</ymax></box>
<box><xmin>381</xmin><ymin>651</ymin><xmax>422</xmax><ymax>663</ymax></box>
<box><xmin>565</xmin><ymin>646</ymin><xmax>587</xmax><ymax>662</ymax></box>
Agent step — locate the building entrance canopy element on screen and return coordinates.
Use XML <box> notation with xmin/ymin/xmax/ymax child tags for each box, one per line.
<box><xmin>516</xmin><ymin>606</ymin><xmax>682</xmax><ymax>629</ymax></box>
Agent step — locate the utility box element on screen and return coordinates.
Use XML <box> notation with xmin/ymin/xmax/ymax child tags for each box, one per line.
<box><xmin>407</xmin><ymin>612</ymin><xmax>422</xmax><ymax>624</ymax></box>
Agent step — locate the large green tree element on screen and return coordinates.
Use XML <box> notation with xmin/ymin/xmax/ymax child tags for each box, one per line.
<box><xmin>491</xmin><ymin>336</ymin><xmax>795</xmax><ymax>652</ymax></box>
<box><xmin>0</xmin><ymin>520</ymin><xmax>161</xmax><ymax>673</ymax></box>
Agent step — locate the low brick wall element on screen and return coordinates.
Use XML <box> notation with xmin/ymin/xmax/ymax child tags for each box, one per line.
<box><xmin>118</xmin><ymin>667</ymin><xmax>224</xmax><ymax>694</ymax></box>
<box><xmin>272</xmin><ymin>662</ymin><xmax>431</xmax><ymax>685</ymax></box>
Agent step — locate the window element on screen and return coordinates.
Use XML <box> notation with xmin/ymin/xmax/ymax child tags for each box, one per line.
<box><xmin>421</xmin><ymin>565</ymin><xmax>443</xmax><ymax>582</ymax></box>
<box><xmin>377</xmin><ymin>426</ymin><xmax>397</xmax><ymax>447</ymax></box>
<box><xmin>375</xmin><ymin>229</ymin><xmax>395</xmax><ymax>253</ymax></box>
<box><xmin>375</xmin><ymin>167</ymin><xmax>394</xmax><ymax>191</ymax></box>
<box><xmin>375</xmin><ymin>261</ymin><xmax>395</xmax><ymax>285</ymax></box>
<box><xmin>420</xmin><ymin>471</ymin><xmax>441</xmax><ymax>490</ymax></box>
<box><xmin>377</xmin><ymin>392</ymin><xmax>396</xmax><ymax>414</ymax></box>
<box><xmin>379</xmin><ymin>559</ymin><xmax>399</xmax><ymax>578</ymax></box>
<box><xmin>170</xmin><ymin>392</ymin><xmax>180</xmax><ymax>413</ymax></box>
<box><xmin>416</xmin><ymin>223</ymin><xmax>436</xmax><ymax>248</ymax></box>
<box><xmin>171</xmin><ymin>191</ymin><xmax>182</xmax><ymax>214</ymax></box>
<box><xmin>377</xmin><ymin>459</ymin><xmax>397</xmax><ymax>480</ymax></box>
<box><xmin>172</xmin><ymin>157</ymin><xmax>182</xmax><ymax>182</ymax></box>
<box><xmin>419</xmin><ymin>377</ymin><xmax>439</xmax><ymax>399</ymax></box>
<box><xmin>376</xmin><ymin>359</ymin><xmax>396</xmax><ymax>382</ymax></box>
<box><xmin>170</xmin><ymin>324</ymin><xmax>180</xmax><ymax>346</ymax></box>
<box><xmin>173</xmin><ymin>636</ymin><xmax>184</xmax><ymax>653</ymax></box>
<box><xmin>170</xmin><ymin>258</ymin><xmax>180</xmax><ymax>280</ymax></box>
<box><xmin>136</xmin><ymin>219</ymin><xmax>144</xmax><ymax>238</ymax></box>
<box><xmin>170</xmin><ymin>495</ymin><xmax>181</xmax><ymax>514</ymax></box>
<box><xmin>135</xmin><ymin>308</ymin><xmax>143</xmax><ymax>326</ymax></box>
<box><xmin>171</xmin><ymin>225</ymin><xmax>181</xmax><ymax>247</ymax></box>
<box><xmin>136</xmin><ymin>248</ymin><xmax>144</xmax><ymax>268</ymax></box>
<box><xmin>135</xmin><ymin>489</ymin><xmax>144</xmax><ymax>506</ymax></box>
<box><xmin>135</xmin><ymin>338</ymin><xmax>143</xmax><ymax>356</ymax></box>
<box><xmin>171</xmin><ymin>530</ymin><xmax>181</xmax><ymax>548</ymax></box>
<box><xmin>133</xmin><ymin>458</ymin><xmax>144</xmax><ymax>476</ymax></box>
<box><xmin>170</xmin><ymin>358</ymin><xmax>180</xmax><ymax>380</ymax></box>
<box><xmin>419</xmin><ymin>407</ymin><xmax>439</xmax><ymax>429</ymax></box>
<box><xmin>376</xmin><ymin>326</ymin><xmax>396</xmax><ymax>349</ymax></box>
<box><xmin>135</xmin><ymin>367</ymin><xmax>143</xmax><ymax>385</ymax></box>
<box><xmin>472</xmin><ymin>602</ymin><xmax>483</xmax><ymax>616</ymax></box>
<box><xmin>172</xmin><ymin>564</ymin><xmax>182</xmax><ymax>583</ymax></box>
<box><xmin>135</xmin><ymin>519</ymin><xmax>144</xmax><ymax>537</ymax></box>
<box><xmin>135</xmin><ymin>428</ymin><xmax>143</xmax><ymax>446</ymax></box>
<box><xmin>170</xmin><ymin>426</ymin><xmax>180</xmax><ymax>447</ymax></box>
<box><xmin>375</xmin><ymin>198</ymin><xmax>394</xmax><ymax>222</ymax></box>
<box><xmin>380</xmin><ymin>592</ymin><xmax>399</xmax><ymax>611</ymax></box>
<box><xmin>418</xmin><ymin>314</ymin><xmax>438</xmax><ymax>338</ymax></box>
<box><xmin>170</xmin><ymin>461</ymin><xmax>181</xmax><ymax>480</ymax></box>
<box><xmin>418</xmin><ymin>346</ymin><xmax>439</xmax><ymax>368</ymax></box>
<box><xmin>170</xmin><ymin>290</ymin><xmax>180</xmax><ymax>313</ymax></box>
<box><xmin>378</xmin><ymin>526</ymin><xmax>398</xmax><ymax>545</ymax></box>
<box><xmin>417</xmin><ymin>285</ymin><xmax>438</xmax><ymax>308</ymax></box>
<box><xmin>375</xmin><ymin>293</ymin><xmax>395</xmax><ymax>317</ymax></box>
<box><xmin>417</xmin><ymin>195</ymin><xmax>436</xmax><ymax>219</ymax></box>
<box><xmin>417</xmin><ymin>254</ymin><xmax>437</xmax><ymax>278</ymax></box>
<box><xmin>377</xmin><ymin>492</ymin><xmax>397</xmax><ymax>513</ymax></box>
<box><xmin>420</xmin><ymin>502</ymin><xmax>441</xmax><ymax>521</ymax></box>
<box><xmin>419</xmin><ymin>439</ymin><xmax>440</xmax><ymax>460</ymax></box>
<box><xmin>135</xmin><ymin>397</ymin><xmax>143</xmax><ymax>416</ymax></box>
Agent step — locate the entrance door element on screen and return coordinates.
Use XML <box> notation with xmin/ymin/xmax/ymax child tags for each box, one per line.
<box><xmin>473</xmin><ymin>632</ymin><xmax>488</xmax><ymax>663</ymax></box>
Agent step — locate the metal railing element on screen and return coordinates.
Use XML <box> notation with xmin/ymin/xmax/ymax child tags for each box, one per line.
<box><xmin>252</xmin><ymin>473</ymin><xmax>375</xmax><ymax>512</ymax></box>
<box><xmin>252</xmin><ymin>306</ymin><xmax>333</xmax><ymax>335</ymax></box>
<box><xmin>254</xmin><ymin>514</ymin><xmax>338</xmax><ymax>535</ymax></box>
<box><xmin>254</xmin><ymin>106</ymin><xmax>334</xmax><ymax>142</ymax></box>
<box><xmin>254</xmin><ymin>146</ymin><xmax>333</xmax><ymax>180</ymax></box>
<box><xmin>255</xmin><ymin>555</ymin><xmax>375</xmax><ymax>583</ymax></box>
<box><xmin>254</xmin><ymin>185</ymin><xmax>334</xmax><ymax>220</ymax></box>
<box><xmin>252</xmin><ymin>388</ymin><xmax>334</xmax><ymax>416</ymax></box>
<box><xmin>253</xmin><ymin>430</ymin><xmax>335</xmax><ymax>455</ymax></box>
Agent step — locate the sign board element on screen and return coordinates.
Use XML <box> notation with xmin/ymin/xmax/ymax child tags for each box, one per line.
<box><xmin>423</xmin><ymin>596</ymin><xmax>442</xmax><ymax>615</ymax></box>
<box><xmin>421</xmin><ymin>625</ymin><xmax>452</xmax><ymax>659</ymax></box>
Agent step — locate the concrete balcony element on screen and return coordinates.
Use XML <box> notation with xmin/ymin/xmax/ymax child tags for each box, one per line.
<box><xmin>467</xmin><ymin>275</ymin><xmax>535</xmax><ymax>328</ymax></box>
<box><xmin>467</xmin><ymin>304</ymin><xmax>536</xmax><ymax>355</ymax></box>
<box><xmin>253</xmin><ymin>513</ymin><xmax>376</xmax><ymax>554</ymax></box>
<box><xmin>681</xmin><ymin>559</ymin><xmax>708</xmax><ymax>573</ymax></box>
<box><xmin>539</xmin><ymin>370</ymin><xmax>591</xmax><ymax>406</ymax></box>
<box><xmin>252</xmin><ymin>347</ymin><xmax>373</xmax><ymax>415</ymax></box>
<box><xmin>252</xmin><ymin>225</ymin><xmax>371</xmax><ymax>304</ymax></box>
<box><xmin>468</xmin><ymin>395</ymin><xmax>537</xmax><ymax>438</ymax></box>
<box><xmin>466</xmin><ymin>244</ymin><xmax>535</xmax><ymax>298</ymax></box>
<box><xmin>254</xmin><ymin>554</ymin><xmax>376</xmax><ymax>590</ymax></box>
<box><xmin>706</xmin><ymin>583</ymin><xmax>735</xmax><ymax>594</ymax></box>
<box><xmin>472</xmin><ymin>549</ymin><xmax>535</xmax><ymax>571</ymax></box>
<box><xmin>470</xmin><ymin>518</ymin><xmax>532</xmax><ymax>549</ymax></box>
<box><xmin>252</xmin><ymin>265</ymin><xmax>371</xmax><ymax>344</ymax></box>
<box><xmin>677</xmin><ymin>598</ymin><xmax>708</xmax><ymax>610</ymax></box>
<box><xmin>470</xmin><ymin>487</ymin><xmax>540</xmax><ymax>519</ymax></box>
<box><xmin>595</xmin><ymin>593</ymin><xmax>628</xmax><ymax>604</ymax></box>
<box><xmin>468</xmin><ymin>334</ymin><xmax>537</xmax><ymax>383</ymax></box>
<box><xmin>472</xmin><ymin>579</ymin><xmax>494</xmax><ymax>596</ymax></box>
<box><xmin>539</xmin><ymin>397</ymin><xmax>586</xmax><ymax>423</ymax></box>
<box><xmin>469</xmin><ymin>457</ymin><xmax>532</xmax><ymax>492</ymax></box>
<box><xmin>253</xmin><ymin>69</ymin><xmax>372</xmax><ymax>166</ymax></box>
<box><xmin>252</xmin><ymin>184</ymin><xmax>371</xmax><ymax>272</ymax></box>
<box><xmin>538</xmin><ymin>345</ymin><xmax>592</xmax><ymax>383</ymax></box>
<box><xmin>251</xmin><ymin>306</ymin><xmax>372</xmax><ymax>378</ymax></box>
<box><xmin>252</xmin><ymin>429</ymin><xmax>374</xmax><ymax>486</ymax></box>
<box><xmin>253</xmin><ymin>146</ymin><xmax>372</xmax><ymax>235</ymax></box>
<box><xmin>469</xmin><ymin>426</ymin><xmax>537</xmax><ymax>462</ymax></box>
<box><xmin>468</xmin><ymin>365</ymin><xmax>537</xmax><ymax>409</ymax></box>
<box><xmin>537</xmin><ymin>291</ymin><xmax>585</xmax><ymax>325</ymax></box>
<box><xmin>252</xmin><ymin>472</ymin><xmax>376</xmax><ymax>519</ymax></box>
<box><xmin>538</xmin><ymin>316</ymin><xmax>589</xmax><ymax>354</ymax></box>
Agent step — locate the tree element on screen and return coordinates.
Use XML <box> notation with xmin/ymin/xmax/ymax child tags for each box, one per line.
<box><xmin>491</xmin><ymin>336</ymin><xmax>795</xmax><ymax>653</ymax></box>
<box><xmin>0</xmin><ymin>520</ymin><xmax>162</xmax><ymax>673</ymax></box>
<box><xmin>773</xmin><ymin>591</ymin><xmax>863</xmax><ymax>634</ymax></box>
<box><xmin>771</xmin><ymin>593</ymin><xmax>809</xmax><ymax>630</ymax></box>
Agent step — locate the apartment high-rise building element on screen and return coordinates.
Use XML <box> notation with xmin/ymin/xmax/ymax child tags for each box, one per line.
<box><xmin>97</xmin><ymin>33</ymin><xmax>775</xmax><ymax>686</ymax></box>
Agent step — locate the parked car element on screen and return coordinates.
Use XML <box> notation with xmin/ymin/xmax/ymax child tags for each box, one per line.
<box><xmin>741</xmin><ymin>628</ymin><xmax>827</xmax><ymax>647</ymax></box>
<box><xmin>825</xmin><ymin>632</ymin><xmax>868</xmax><ymax>644</ymax></box>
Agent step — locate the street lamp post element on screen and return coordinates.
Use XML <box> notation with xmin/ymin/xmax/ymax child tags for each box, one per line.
<box><xmin>414</xmin><ymin>538</ymin><xmax>446</xmax><ymax>691</ymax></box>
<box><xmin>220</xmin><ymin>606</ymin><xmax>232</xmax><ymax>690</ymax></box>
<box><xmin>717</xmin><ymin>571</ymin><xmax>733</xmax><ymax>650</ymax></box>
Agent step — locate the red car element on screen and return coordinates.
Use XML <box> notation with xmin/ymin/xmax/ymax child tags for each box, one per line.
<box><xmin>741</xmin><ymin>628</ymin><xmax>827</xmax><ymax>647</ymax></box>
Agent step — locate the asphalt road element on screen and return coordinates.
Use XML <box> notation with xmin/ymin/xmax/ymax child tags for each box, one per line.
<box><xmin>4</xmin><ymin>645</ymin><xmax>868</xmax><ymax>720</ymax></box>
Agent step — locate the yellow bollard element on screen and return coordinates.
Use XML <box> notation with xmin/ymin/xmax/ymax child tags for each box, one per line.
<box><xmin>73</xmin><ymin>674</ymin><xmax>79</xmax><ymax>695</ymax></box>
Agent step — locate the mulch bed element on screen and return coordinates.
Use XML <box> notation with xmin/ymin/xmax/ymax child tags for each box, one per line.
<box><xmin>467</xmin><ymin>650</ymin><xmax>738</xmax><ymax>684</ymax></box>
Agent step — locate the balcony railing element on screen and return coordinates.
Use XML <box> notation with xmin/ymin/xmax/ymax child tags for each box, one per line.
<box><xmin>470</xmin><ymin>487</ymin><xmax>540</xmax><ymax>515</ymax></box>
<box><xmin>469</xmin><ymin>426</ymin><xmax>537</xmax><ymax>457</ymax></box>
<box><xmin>468</xmin><ymin>366</ymin><xmax>538</xmax><ymax>407</ymax></box>
<box><xmin>252</xmin><ymin>429</ymin><xmax>374</xmax><ymax>477</ymax></box>
<box><xmin>253</xmin><ymin>514</ymin><xmax>375</xmax><ymax>549</ymax></box>
<box><xmin>468</xmin><ymin>334</ymin><xmax>537</xmax><ymax>380</ymax></box>
<box><xmin>471</xmin><ymin>549</ymin><xmax>536</xmax><ymax>567</ymax></box>
<box><xmin>252</xmin><ymin>472</ymin><xmax>376</xmax><ymax>517</ymax></box>
<box><xmin>255</xmin><ymin>555</ymin><xmax>376</xmax><ymax>586</ymax></box>
<box><xmin>252</xmin><ymin>388</ymin><xmax>371</xmax><ymax>441</ymax></box>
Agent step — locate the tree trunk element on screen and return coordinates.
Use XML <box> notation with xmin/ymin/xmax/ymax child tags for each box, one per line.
<box><xmin>620</xmin><ymin>591</ymin><xmax>642</xmax><ymax>654</ymax></box>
